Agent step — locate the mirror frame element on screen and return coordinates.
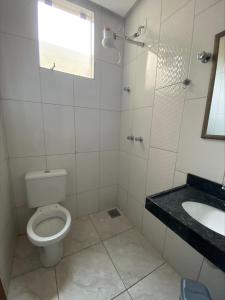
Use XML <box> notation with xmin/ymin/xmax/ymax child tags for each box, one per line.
<box><xmin>201</xmin><ymin>30</ymin><xmax>225</xmax><ymax>140</ymax></box>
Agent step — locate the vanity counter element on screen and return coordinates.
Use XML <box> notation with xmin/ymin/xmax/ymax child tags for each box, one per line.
<box><xmin>145</xmin><ymin>174</ymin><xmax>225</xmax><ymax>273</ymax></box>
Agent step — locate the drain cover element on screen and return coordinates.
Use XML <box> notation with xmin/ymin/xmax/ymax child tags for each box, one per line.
<box><xmin>108</xmin><ymin>208</ymin><xmax>121</xmax><ymax>218</ymax></box>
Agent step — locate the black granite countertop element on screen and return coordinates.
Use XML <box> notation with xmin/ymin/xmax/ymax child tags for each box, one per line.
<box><xmin>145</xmin><ymin>174</ymin><xmax>225</xmax><ymax>273</ymax></box>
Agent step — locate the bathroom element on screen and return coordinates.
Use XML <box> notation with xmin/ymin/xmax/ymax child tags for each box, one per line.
<box><xmin>0</xmin><ymin>0</ymin><xmax>225</xmax><ymax>299</ymax></box>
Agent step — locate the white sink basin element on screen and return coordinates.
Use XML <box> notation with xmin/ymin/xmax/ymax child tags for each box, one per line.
<box><xmin>182</xmin><ymin>201</ymin><xmax>225</xmax><ymax>236</ymax></box>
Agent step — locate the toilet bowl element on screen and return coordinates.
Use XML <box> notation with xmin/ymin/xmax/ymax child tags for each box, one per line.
<box><xmin>27</xmin><ymin>204</ymin><xmax>71</xmax><ymax>267</ymax></box>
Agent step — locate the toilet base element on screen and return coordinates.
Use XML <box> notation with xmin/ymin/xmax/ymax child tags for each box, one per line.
<box><xmin>39</xmin><ymin>241</ymin><xmax>63</xmax><ymax>267</ymax></box>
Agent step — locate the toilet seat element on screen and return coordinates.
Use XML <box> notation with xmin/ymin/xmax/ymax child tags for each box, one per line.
<box><xmin>27</xmin><ymin>204</ymin><xmax>71</xmax><ymax>247</ymax></box>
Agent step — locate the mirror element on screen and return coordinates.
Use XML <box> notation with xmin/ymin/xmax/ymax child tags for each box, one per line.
<box><xmin>202</xmin><ymin>31</ymin><xmax>225</xmax><ymax>140</ymax></box>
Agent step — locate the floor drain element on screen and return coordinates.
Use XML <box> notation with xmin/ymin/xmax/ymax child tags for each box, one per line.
<box><xmin>107</xmin><ymin>208</ymin><xmax>121</xmax><ymax>218</ymax></box>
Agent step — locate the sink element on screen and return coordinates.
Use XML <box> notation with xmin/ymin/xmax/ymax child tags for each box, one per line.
<box><xmin>182</xmin><ymin>201</ymin><xmax>225</xmax><ymax>236</ymax></box>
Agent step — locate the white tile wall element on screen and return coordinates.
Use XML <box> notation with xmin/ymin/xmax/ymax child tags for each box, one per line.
<box><xmin>163</xmin><ymin>229</ymin><xmax>204</xmax><ymax>279</ymax></box>
<box><xmin>40</xmin><ymin>68</ymin><xmax>74</xmax><ymax>106</ymax></box>
<box><xmin>100</xmin><ymin>151</ymin><xmax>118</xmax><ymax>187</ymax></box>
<box><xmin>75</xmin><ymin>60</ymin><xmax>101</xmax><ymax>109</ymax></box>
<box><xmin>176</xmin><ymin>99</ymin><xmax>225</xmax><ymax>183</ymax></box>
<box><xmin>151</xmin><ymin>85</ymin><xmax>185</xmax><ymax>152</ymax></box>
<box><xmin>156</xmin><ymin>1</ymin><xmax>194</xmax><ymax>88</ymax></box>
<box><xmin>198</xmin><ymin>259</ymin><xmax>225</xmax><ymax>300</ymax></box>
<box><xmin>0</xmin><ymin>0</ymin><xmax>38</xmax><ymax>40</ymax></box>
<box><xmin>0</xmin><ymin>33</ymin><xmax>41</xmax><ymax>101</ymax></box>
<box><xmin>146</xmin><ymin>148</ymin><xmax>176</xmax><ymax>196</ymax></box>
<box><xmin>100</xmin><ymin>62</ymin><xmax>122</xmax><ymax>110</ymax></box>
<box><xmin>0</xmin><ymin>111</ymin><xmax>15</xmax><ymax>292</ymax></box>
<box><xmin>0</xmin><ymin>0</ymin><xmax>124</xmax><ymax>232</ymax></box>
<box><xmin>2</xmin><ymin>100</ymin><xmax>45</xmax><ymax>157</ymax></box>
<box><xmin>99</xmin><ymin>185</ymin><xmax>118</xmax><ymax>210</ymax></box>
<box><xmin>43</xmin><ymin>104</ymin><xmax>75</xmax><ymax>155</ymax></box>
<box><xmin>100</xmin><ymin>110</ymin><xmax>120</xmax><ymax>151</ymax></box>
<box><xmin>76</xmin><ymin>152</ymin><xmax>99</xmax><ymax>193</ymax></box>
<box><xmin>187</xmin><ymin>1</ymin><xmax>225</xmax><ymax>100</ymax></box>
<box><xmin>75</xmin><ymin>108</ymin><xmax>100</xmax><ymax>152</ymax></box>
<box><xmin>118</xmin><ymin>4</ymin><xmax>225</xmax><ymax>297</ymax></box>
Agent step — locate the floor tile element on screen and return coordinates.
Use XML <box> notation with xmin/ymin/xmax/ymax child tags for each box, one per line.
<box><xmin>11</xmin><ymin>235</ymin><xmax>41</xmax><ymax>277</ymax></box>
<box><xmin>104</xmin><ymin>229</ymin><xmax>164</xmax><ymax>288</ymax></box>
<box><xmin>8</xmin><ymin>268</ymin><xmax>58</xmax><ymax>300</ymax></box>
<box><xmin>56</xmin><ymin>244</ymin><xmax>125</xmax><ymax>300</ymax></box>
<box><xmin>90</xmin><ymin>208</ymin><xmax>132</xmax><ymax>240</ymax></box>
<box><xmin>113</xmin><ymin>291</ymin><xmax>132</xmax><ymax>300</ymax></box>
<box><xmin>64</xmin><ymin>216</ymin><xmax>100</xmax><ymax>256</ymax></box>
<box><xmin>129</xmin><ymin>264</ymin><xmax>181</xmax><ymax>300</ymax></box>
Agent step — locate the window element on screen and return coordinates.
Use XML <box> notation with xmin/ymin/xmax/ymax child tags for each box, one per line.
<box><xmin>38</xmin><ymin>0</ymin><xmax>94</xmax><ymax>78</ymax></box>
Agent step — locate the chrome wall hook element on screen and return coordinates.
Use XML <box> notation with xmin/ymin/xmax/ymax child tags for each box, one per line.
<box><xmin>197</xmin><ymin>51</ymin><xmax>212</xmax><ymax>63</ymax></box>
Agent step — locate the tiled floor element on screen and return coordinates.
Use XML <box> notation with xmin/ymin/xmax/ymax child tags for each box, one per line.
<box><xmin>8</xmin><ymin>208</ymin><xmax>181</xmax><ymax>300</ymax></box>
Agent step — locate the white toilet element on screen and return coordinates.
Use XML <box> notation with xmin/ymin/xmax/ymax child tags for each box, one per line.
<box><xmin>25</xmin><ymin>169</ymin><xmax>71</xmax><ymax>267</ymax></box>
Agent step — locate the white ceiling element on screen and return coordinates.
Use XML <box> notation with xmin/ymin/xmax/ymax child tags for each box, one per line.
<box><xmin>89</xmin><ymin>0</ymin><xmax>137</xmax><ymax>17</ymax></box>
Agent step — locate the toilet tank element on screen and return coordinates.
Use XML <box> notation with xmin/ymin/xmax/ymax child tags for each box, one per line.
<box><xmin>25</xmin><ymin>169</ymin><xmax>67</xmax><ymax>208</ymax></box>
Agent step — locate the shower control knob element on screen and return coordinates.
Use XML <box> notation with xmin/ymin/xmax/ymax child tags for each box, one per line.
<box><xmin>127</xmin><ymin>135</ymin><xmax>134</xmax><ymax>141</ymax></box>
<box><xmin>135</xmin><ymin>136</ymin><xmax>144</xmax><ymax>142</ymax></box>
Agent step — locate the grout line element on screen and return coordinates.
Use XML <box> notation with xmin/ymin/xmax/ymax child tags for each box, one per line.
<box><xmin>161</xmin><ymin>0</ymin><xmax>192</xmax><ymax>24</ymax></box>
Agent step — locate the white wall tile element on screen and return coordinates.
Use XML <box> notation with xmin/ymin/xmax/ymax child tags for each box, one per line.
<box><xmin>134</xmin><ymin>52</ymin><xmax>157</xmax><ymax>108</ymax></box>
<box><xmin>46</xmin><ymin>154</ymin><xmax>76</xmax><ymax>196</ymax></box>
<box><xmin>100</xmin><ymin>61</ymin><xmax>122</xmax><ymax>110</ymax></box>
<box><xmin>75</xmin><ymin>108</ymin><xmax>100</xmax><ymax>152</ymax></box>
<box><xmin>0</xmin><ymin>0</ymin><xmax>38</xmax><ymax>40</ymax></box>
<box><xmin>187</xmin><ymin>1</ymin><xmax>225</xmax><ymax>99</ymax></box>
<box><xmin>156</xmin><ymin>1</ymin><xmax>194</xmax><ymax>88</ymax></box>
<box><xmin>0</xmin><ymin>34</ymin><xmax>41</xmax><ymax>101</ymax></box>
<box><xmin>123</xmin><ymin>10</ymin><xmax>138</xmax><ymax>65</ymax></box>
<box><xmin>62</xmin><ymin>195</ymin><xmax>77</xmax><ymax>220</ymax></box>
<box><xmin>40</xmin><ymin>68</ymin><xmax>74</xmax><ymax>106</ymax></box>
<box><xmin>77</xmin><ymin>189</ymin><xmax>99</xmax><ymax>217</ymax></box>
<box><xmin>76</xmin><ymin>152</ymin><xmax>99</xmax><ymax>193</ymax></box>
<box><xmin>198</xmin><ymin>259</ymin><xmax>225</xmax><ymax>300</ymax></box>
<box><xmin>101</xmin><ymin>110</ymin><xmax>120</xmax><ymax>150</ymax></box>
<box><xmin>128</xmin><ymin>155</ymin><xmax>147</xmax><ymax>204</ymax></box>
<box><xmin>151</xmin><ymin>85</ymin><xmax>185</xmax><ymax>152</ymax></box>
<box><xmin>118</xmin><ymin>151</ymin><xmax>130</xmax><ymax>191</ymax></box>
<box><xmin>10</xmin><ymin>156</ymin><xmax>46</xmax><ymax>207</ymax></box>
<box><xmin>2</xmin><ymin>100</ymin><xmax>45</xmax><ymax>157</ymax></box>
<box><xmin>0</xmin><ymin>162</ymin><xmax>13</xmax><ymax>243</ymax></box>
<box><xmin>147</xmin><ymin>148</ymin><xmax>176</xmax><ymax>196</ymax></box>
<box><xmin>127</xmin><ymin>195</ymin><xmax>143</xmax><ymax>230</ymax></box>
<box><xmin>173</xmin><ymin>171</ymin><xmax>187</xmax><ymax>187</ymax></box>
<box><xmin>142</xmin><ymin>210</ymin><xmax>167</xmax><ymax>255</ymax></box>
<box><xmin>75</xmin><ymin>60</ymin><xmax>101</xmax><ymax>108</ymax></box>
<box><xmin>43</xmin><ymin>104</ymin><xmax>75</xmax><ymax>155</ymax></box>
<box><xmin>100</xmin><ymin>151</ymin><xmax>118</xmax><ymax>187</ymax></box>
<box><xmin>163</xmin><ymin>228</ymin><xmax>204</xmax><ymax>279</ymax></box>
<box><xmin>120</xmin><ymin>110</ymin><xmax>133</xmax><ymax>153</ymax></box>
<box><xmin>117</xmin><ymin>187</ymin><xmax>128</xmax><ymax>214</ymax></box>
<box><xmin>176</xmin><ymin>99</ymin><xmax>225</xmax><ymax>183</ymax></box>
<box><xmin>132</xmin><ymin>108</ymin><xmax>153</xmax><ymax>159</ymax></box>
<box><xmin>195</xmin><ymin>0</ymin><xmax>221</xmax><ymax>15</ymax></box>
<box><xmin>99</xmin><ymin>186</ymin><xmax>117</xmax><ymax>210</ymax></box>
<box><xmin>161</xmin><ymin>0</ymin><xmax>191</xmax><ymax>21</ymax></box>
<box><xmin>121</xmin><ymin>61</ymin><xmax>136</xmax><ymax>111</ymax></box>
